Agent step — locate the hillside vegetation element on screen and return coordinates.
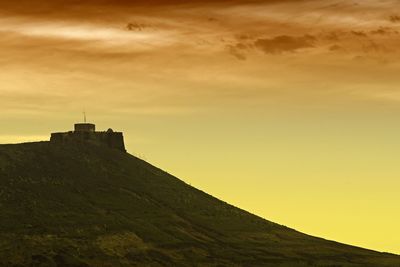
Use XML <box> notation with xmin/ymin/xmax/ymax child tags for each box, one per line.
<box><xmin>0</xmin><ymin>141</ymin><xmax>399</xmax><ymax>266</ymax></box>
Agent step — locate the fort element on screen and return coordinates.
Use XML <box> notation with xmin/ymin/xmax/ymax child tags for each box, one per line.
<box><xmin>50</xmin><ymin>121</ymin><xmax>126</xmax><ymax>152</ymax></box>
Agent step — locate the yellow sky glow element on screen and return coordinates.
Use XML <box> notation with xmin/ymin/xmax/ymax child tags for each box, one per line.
<box><xmin>0</xmin><ymin>0</ymin><xmax>399</xmax><ymax>254</ymax></box>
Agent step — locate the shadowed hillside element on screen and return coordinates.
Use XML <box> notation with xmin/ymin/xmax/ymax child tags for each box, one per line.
<box><xmin>0</xmin><ymin>141</ymin><xmax>399</xmax><ymax>267</ymax></box>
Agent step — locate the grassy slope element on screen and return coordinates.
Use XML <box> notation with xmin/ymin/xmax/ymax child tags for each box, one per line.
<box><xmin>0</xmin><ymin>141</ymin><xmax>399</xmax><ymax>267</ymax></box>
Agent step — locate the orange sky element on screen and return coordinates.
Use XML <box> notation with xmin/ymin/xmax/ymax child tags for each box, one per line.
<box><xmin>1</xmin><ymin>0</ymin><xmax>400</xmax><ymax>254</ymax></box>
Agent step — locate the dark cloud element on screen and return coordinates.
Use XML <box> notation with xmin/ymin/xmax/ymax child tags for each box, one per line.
<box><xmin>389</xmin><ymin>15</ymin><xmax>400</xmax><ymax>23</ymax></box>
<box><xmin>0</xmin><ymin>0</ymin><xmax>286</xmax><ymax>16</ymax></box>
<box><xmin>126</xmin><ymin>22</ymin><xmax>153</xmax><ymax>31</ymax></box>
<box><xmin>351</xmin><ymin>31</ymin><xmax>368</xmax><ymax>37</ymax></box>
<box><xmin>207</xmin><ymin>17</ymin><xmax>219</xmax><ymax>22</ymax></box>
<box><xmin>254</xmin><ymin>35</ymin><xmax>315</xmax><ymax>54</ymax></box>
<box><xmin>370</xmin><ymin>27</ymin><xmax>388</xmax><ymax>35</ymax></box>
<box><xmin>370</xmin><ymin>27</ymin><xmax>398</xmax><ymax>35</ymax></box>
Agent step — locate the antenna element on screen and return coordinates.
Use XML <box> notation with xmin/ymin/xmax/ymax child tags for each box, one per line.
<box><xmin>83</xmin><ymin>110</ymin><xmax>87</xmax><ymax>123</ymax></box>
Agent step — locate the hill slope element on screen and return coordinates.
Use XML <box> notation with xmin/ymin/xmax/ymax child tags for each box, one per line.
<box><xmin>0</xmin><ymin>141</ymin><xmax>398</xmax><ymax>267</ymax></box>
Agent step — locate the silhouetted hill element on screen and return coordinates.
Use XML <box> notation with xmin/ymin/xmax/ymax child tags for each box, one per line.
<box><xmin>0</xmin><ymin>141</ymin><xmax>399</xmax><ymax>267</ymax></box>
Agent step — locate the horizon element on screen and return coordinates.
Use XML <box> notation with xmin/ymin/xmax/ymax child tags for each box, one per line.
<box><xmin>1</xmin><ymin>0</ymin><xmax>400</xmax><ymax>255</ymax></box>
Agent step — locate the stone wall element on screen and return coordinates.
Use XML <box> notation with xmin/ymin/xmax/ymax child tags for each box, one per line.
<box><xmin>50</xmin><ymin>131</ymin><xmax>126</xmax><ymax>152</ymax></box>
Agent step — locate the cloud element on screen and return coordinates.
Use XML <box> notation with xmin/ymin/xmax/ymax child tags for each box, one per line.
<box><xmin>329</xmin><ymin>44</ymin><xmax>342</xmax><ymax>51</ymax></box>
<box><xmin>362</xmin><ymin>40</ymin><xmax>384</xmax><ymax>53</ymax></box>
<box><xmin>227</xmin><ymin>44</ymin><xmax>247</xmax><ymax>60</ymax></box>
<box><xmin>254</xmin><ymin>35</ymin><xmax>316</xmax><ymax>54</ymax></box>
<box><xmin>9</xmin><ymin>22</ymin><xmax>157</xmax><ymax>43</ymax></box>
<box><xmin>370</xmin><ymin>27</ymin><xmax>397</xmax><ymax>35</ymax></box>
<box><xmin>0</xmin><ymin>16</ymin><xmax>177</xmax><ymax>53</ymax></box>
<box><xmin>389</xmin><ymin>15</ymin><xmax>400</xmax><ymax>23</ymax></box>
<box><xmin>325</xmin><ymin>32</ymin><xmax>340</xmax><ymax>41</ymax></box>
<box><xmin>126</xmin><ymin>22</ymin><xmax>154</xmax><ymax>31</ymax></box>
<box><xmin>351</xmin><ymin>31</ymin><xmax>368</xmax><ymax>37</ymax></box>
<box><xmin>370</xmin><ymin>27</ymin><xmax>388</xmax><ymax>35</ymax></box>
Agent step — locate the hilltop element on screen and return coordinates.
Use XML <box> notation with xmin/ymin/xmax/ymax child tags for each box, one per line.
<box><xmin>0</xmin><ymin>141</ymin><xmax>399</xmax><ymax>267</ymax></box>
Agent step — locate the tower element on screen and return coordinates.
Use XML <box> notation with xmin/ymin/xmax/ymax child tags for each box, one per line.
<box><xmin>74</xmin><ymin>112</ymin><xmax>95</xmax><ymax>132</ymax></box>
<box><xmin>74</xmin><ymin>123</ymin><xmax>96</xmax><ymax>132</ymax></box>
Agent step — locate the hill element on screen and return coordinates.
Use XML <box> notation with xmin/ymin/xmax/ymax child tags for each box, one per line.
<box><xmin>0</xmin><ymin>141</ymin><xmax>399</xmax><ymax>267</ymax></box>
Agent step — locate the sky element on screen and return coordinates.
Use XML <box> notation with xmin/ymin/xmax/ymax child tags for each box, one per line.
<box><xmin>1</xmin><ymin>0</ymin><xmax>400</xmax><ymax>254</ymax></box>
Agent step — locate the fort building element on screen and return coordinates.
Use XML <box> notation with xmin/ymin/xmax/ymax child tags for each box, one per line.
<box><xmin>50</xmin><ymin>121</ymin><xmax>126</xmax><ymax>152</ymax></box>
<box><xmin>74</xmin><ymin>123</ymin><xmax>95</xmax><ymax>132</ymax></box>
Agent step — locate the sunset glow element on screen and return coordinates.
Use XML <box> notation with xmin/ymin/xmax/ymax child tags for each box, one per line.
<box><xmin>1</xmin><ymin>0</ymin><xmax>400</xmax><ymax>254</ymax></box>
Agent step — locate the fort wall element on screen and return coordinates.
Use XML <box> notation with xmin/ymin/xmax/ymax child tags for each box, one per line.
<box><xmin>50</xmin><ymin>125</ymin><xmax>126</xmax><ymax>152</ymax></box>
